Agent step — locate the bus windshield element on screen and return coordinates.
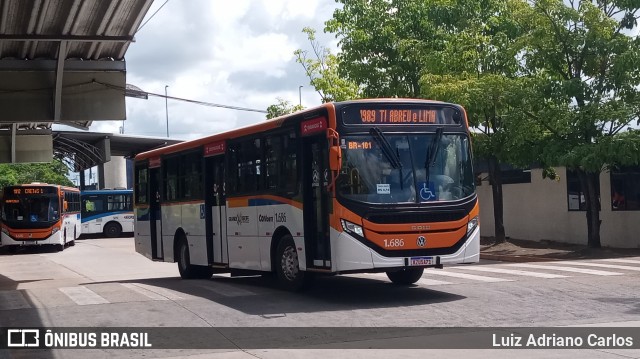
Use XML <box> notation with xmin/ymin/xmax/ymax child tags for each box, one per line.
<box><xmin>2</xmin><ymin>195</ymin><xmax>60</xmax><ymax>223</ymax></box>
<box><xmin>338</xmin><ymin>133</ymin><xmax>475</xmax><ymax>204</ymax></box>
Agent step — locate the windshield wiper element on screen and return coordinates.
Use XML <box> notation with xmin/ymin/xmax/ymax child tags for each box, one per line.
<box><xmin>370</xmin><ymin>127</ymin><xmax>405</xmax><ymax>190</ymax></box>
<box><xmin>425</xmin><ymin>127</ymin><xmax>444</xmax><ymax>185</ymax></box>
<box><xmin>369</xmin><ymin>127</ymin><xmax>402</xmax><ymax>169</ymax></box>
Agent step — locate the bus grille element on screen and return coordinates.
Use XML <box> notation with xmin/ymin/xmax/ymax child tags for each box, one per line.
<box><xmin>367</xmin><ymin>211</ymin><xmax>467</xmax><ymax>224</ymax></box>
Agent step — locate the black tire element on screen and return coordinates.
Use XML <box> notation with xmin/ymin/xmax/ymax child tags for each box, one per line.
<box><xmin>69</xmin><ymin>228</ymin><xmax>76</xmax><ymax>246</ymax></box>
<box><xmin>176</xmin><ymin>238</ymin><xmax>213</xmax><ymax>279</ymax></box>
<box><xmin>275</xmin><ymin>235</ymin><xmax>313</xmax><ymax>291</ymax></box>
<box><xmin>57</xmin><ymin>231</ymin><xmax>66</xmax><ymax>252</ymax></box>
<box><xmin>103</xmin><ymin>222</ymin><xmax>122</xmax><ymax>238</ymax></box>
<box><xmin>386</xmin><ymin>267</ymin><xmax>424</xmax><ymax>285</ymax></box>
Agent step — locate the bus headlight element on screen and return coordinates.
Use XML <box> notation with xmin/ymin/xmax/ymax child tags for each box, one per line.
<box><xmin>341</xmin><ymin>219</ymin><xmax>364</xmax><ymax>237</ymax></box>
<box><xmin>51</xmin><ymin>227</ymin><xmax>59</xmax><ymax>235</ymax></box>
<box><xmin>1</xmin><ymin>227</ymin><xmax>8</xmax><ymax>235</ymax></box>
<box><xmin>467</xmin><ymin>216</ymin><xmax>479</xmax><ymax>236</ymax></box>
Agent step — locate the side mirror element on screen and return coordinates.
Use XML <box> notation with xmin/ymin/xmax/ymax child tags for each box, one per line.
<box><xmin>329</xmin><ymin>145</ymin><xmax>342</xmax><ymax>171</ymax></box>
<box><xmin>64</xmin><ymin>200</ymin><xmax>68</xmax><ymax>211</ymax></box>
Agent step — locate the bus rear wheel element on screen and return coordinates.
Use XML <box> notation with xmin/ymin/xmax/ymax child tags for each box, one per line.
<box><xmin>177</xmin><ymin>238</ymin><xmax>213</xmax><ymax>279</ymax></box>
<box><xmin>275</xmin><ymin>235</ymin><xmax>312</xmax><ymax>291</ymax></box>
<box><xmin>69</xmin><ymin>228</ymin><xmax>76</xmax><ymax>246</ymax></box>
<box><xmin>386</xmin><ymin>268</ymin><xmax>424</xmax><ymax>285</ymax></box>
<box><xmin>103</xmin><ymin>222</ymin><xmax>122</xmax><ymax>238</ymax></box>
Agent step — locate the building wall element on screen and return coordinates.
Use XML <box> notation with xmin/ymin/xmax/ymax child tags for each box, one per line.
<box><xmin>477</xmin><ymin>167</ymin><xmax>640</xmax><ymax>248</ymax></box>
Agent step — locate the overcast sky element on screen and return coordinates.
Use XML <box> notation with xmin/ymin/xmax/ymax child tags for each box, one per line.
<box><xmin>59</xmin><ymin>0</ymin><xmax>341</xmax><ymax>140</ymax></box>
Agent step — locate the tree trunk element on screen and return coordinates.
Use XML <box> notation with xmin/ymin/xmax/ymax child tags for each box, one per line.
<box><xmin>576</xmin><ymin>169</ymin><xmax>601</xmax><ymax>248</ymax></box>
<box><xmin>487</xmin><ymin>155</ymin><xmax>506</xmax><ymax>243</ymax></box>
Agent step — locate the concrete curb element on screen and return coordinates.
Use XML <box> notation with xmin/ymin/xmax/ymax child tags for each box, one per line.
<box><xmin>480</xmin><ymin>253</ymin><xmax>562</xmax><ymax>263</ymax></box>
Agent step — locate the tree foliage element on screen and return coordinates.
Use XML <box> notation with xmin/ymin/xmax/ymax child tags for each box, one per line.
<box><xmin>517</xmin><ymin>0</ymin><xmax>640</xmax><ymax>247</ymax></box>
<box><xmin>313</xmin><ymin>0</ymin><xmax>640</xmax><ymax>247</ymax></box>
<box><xmin>266</xmin><ymin>98</ymin><xmax>304</xmax><ymax>119</ymax></box>
<box><xmin>294</xmin><ymin>27</ymin><xmax>360</xmax><ymax>102</ymax></box>
<box><xmin>0</xmin><ymin>160</ymin><xmax>74</xmax><ymax>190</ymax></box>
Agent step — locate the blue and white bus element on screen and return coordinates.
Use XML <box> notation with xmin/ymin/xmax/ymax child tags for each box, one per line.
<box><xmin>81</xmin><ymin>189</ymin><xmax>134</xmax><ymax>238</ymax></box>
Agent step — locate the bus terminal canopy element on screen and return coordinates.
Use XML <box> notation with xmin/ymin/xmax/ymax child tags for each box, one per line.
<box><xmin>53</xmin><ymin>131</ymin><xmax>182</xmax><ymax>172</ymax></box>
<box><xmin>0</xmin><ymin>0</ymin><xmax>154</xmax><ymax>163</ymax></box>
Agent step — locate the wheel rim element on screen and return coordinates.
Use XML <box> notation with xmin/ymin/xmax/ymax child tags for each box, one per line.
<box><xmin>280</xmin><ymin>245</ymin><xmax>299</xmax><ymax>281</ymax></box>
<box><xmin>107</xmin><ymin>225</ymin><xmax>116</xmax><ymax>235</ymax></box>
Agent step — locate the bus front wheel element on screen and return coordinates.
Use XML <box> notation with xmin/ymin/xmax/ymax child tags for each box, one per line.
<box><xmin>104</xmin><ymin>222</ymin><xmax>122</xmax><ymax>238</ymax></box>
<box><xmin>177</xmin><ymin>238</ymin><xmax>213</xmax><ymax>279</ymax></box>
<box><xmin>275</xmin><ymin>235</ymin><xmax>312</xmax><ymax>291</ymax></box>
<box><xmin>386</xmin><ymin>268</ymin><xmax>424</xmax><ymax>285</ymax></box>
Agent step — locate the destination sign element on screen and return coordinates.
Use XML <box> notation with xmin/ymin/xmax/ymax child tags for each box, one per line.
<box><xmin>11</xmin><ymin>187</ymin><xmax>56</xmax><ymax>195</ymax></box>
<box><xmin>342</xmin><ymin>105</ymin><xmax>462</xmax><ymax>125</ymax></box>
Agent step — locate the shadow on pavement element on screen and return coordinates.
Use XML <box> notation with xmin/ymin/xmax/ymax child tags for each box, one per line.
<box><xmin>87</xmin><ymin>273</ymin><xmax>466</xmax><ymax>316</ymax></box>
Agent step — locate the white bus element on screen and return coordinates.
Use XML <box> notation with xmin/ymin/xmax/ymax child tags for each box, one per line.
<box><xmin>134</xmin><ymin>99</ymin><xmax>479</xmax><ymax>290</ymax></box>
<box><xmin>81</xmin><ymin>189</ymin><xmax>134</xmax><ymax>238</ymax></box>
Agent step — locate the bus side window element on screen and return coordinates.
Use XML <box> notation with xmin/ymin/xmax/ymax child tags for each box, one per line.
<box><xmin>282</xmin><ymin>132</ymin><xmax>297</xmax><ymax>192</ymax></box>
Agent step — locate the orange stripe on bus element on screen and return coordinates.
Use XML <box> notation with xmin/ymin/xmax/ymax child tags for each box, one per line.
<box><xmin>227</xmin><ymin>195</ymin><xmax>303</xmax><ymax>210</ymax></box>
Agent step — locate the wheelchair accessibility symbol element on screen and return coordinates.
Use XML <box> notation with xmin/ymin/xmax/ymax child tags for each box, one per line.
<box><xmin>419</xmin><ymin>182</ymin><xmax>435</xmax><ymax>201</ymax></box>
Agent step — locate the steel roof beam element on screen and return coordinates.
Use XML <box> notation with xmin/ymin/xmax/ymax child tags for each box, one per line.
<box><xmin>0</xmin><ymin>59</ymin><xmax>126</xmax><ymax>71</ymax></box>
<box><xmin>0</xmin><ymin>35</ymin><xmax>134</xmax><ymax>42</ymax></box>
<box><xmin>54</xmin><ymin>41</ymin><xmax>67</xmax><ymax>123</ymax></box>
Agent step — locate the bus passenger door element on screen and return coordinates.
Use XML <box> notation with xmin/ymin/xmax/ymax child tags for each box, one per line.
<box><xmin>302</xmin><ymin>134</ymin><xmax>331</xmax><ymax>269</ymax></box>
<box><xmin>205</xmin><ymin>156</ymin><xmax>228</xmax><ymax>264</ymax></box>
<box><xmin>150</xmin><ymin>167</ymin><xmax>163</xmax><ymax>260</ymax></box>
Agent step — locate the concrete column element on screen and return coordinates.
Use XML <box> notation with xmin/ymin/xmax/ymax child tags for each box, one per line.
<box><xmin>103</xmin><ymin>156</ymin><xmax>128</xmax><ymax>189</ymax></box>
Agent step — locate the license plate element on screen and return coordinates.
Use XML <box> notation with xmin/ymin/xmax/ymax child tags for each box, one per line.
<box><xmin>409</xmin><ymin>256</ymin><xmax>433</xmax><ymax>266</ymax></box>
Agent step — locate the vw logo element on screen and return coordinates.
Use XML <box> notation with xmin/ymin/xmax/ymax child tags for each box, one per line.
<box><xmin>417</xmin><ymin>236</ymin><xmax>426</xmax><ymax>247</ymax></box>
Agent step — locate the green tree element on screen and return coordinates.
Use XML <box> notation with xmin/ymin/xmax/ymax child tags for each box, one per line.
<box><xmin>326</xmin><ymin>0</ymin><xmax>464</xmax><ymax>98</ymax></box>
<box><xmin>266</xmin><ymin>98</ymin><xmax>304</xmax><ymax>119</ymax></box>
<box><xmin>519</xmin><ymin>0</ymin><xmax>640</xmax><ymax>248</ymax></box>
<box><xmin>419</xmin><ymin>0</ymin><xmax>539</xmax><ymax>244</ymax></box>
<box><xmin>0</xmin><ymin>159</ymin><xmax>74</xmax><ymax>189</ymax></box>
<box><xmin>295</xmin><ymin>27</ymin><xmax>360</xmax><ymax>102</ymax></box>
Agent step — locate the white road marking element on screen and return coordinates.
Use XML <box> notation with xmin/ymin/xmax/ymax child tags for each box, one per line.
<box><xmin>555</xmin><ymin>261</ymin><xmax>640</xmax><ymax>272</ymax></box>
<box><xmin>59</xmin><ymin>286</ymin><xmax>109</xmax><ymax>305</ymax></box>
<box><xmin>429</xmin><ymin>269</ymin><xmax>513</xmax><ymax>282</ymax></box>
<box><xmin>598</xmin><ymin>259</ymin><xmax>640</xmax><ymax>265</ymax></box>
<box><xmin>507</xmin><ymin>263</ymin><xmax>622</xmax><ymax>276</ymax></box>
<box><xmin>453</xmin><ymin>266</ymin><xmax>568</xmax><ymax>278</ymax></box>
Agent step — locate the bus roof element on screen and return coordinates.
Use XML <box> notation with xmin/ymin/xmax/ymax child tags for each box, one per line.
<box><xmin>133</xmin><ymin>98</ymin><xmax>461</xmax><ymax>163</ymax></box>
<box><xmin>135</xmin><ymin>102</ymin><xmax>334</xmax><ymax>162</ymax></box>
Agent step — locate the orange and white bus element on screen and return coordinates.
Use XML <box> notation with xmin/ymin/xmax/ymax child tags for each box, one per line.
<box><xmin>134</xmin><ymin>99</ymin><xmax>479</xmax><ymax>290</ymax></box>
<box><xmin>1</xmin><ymin>183</ymin><xmax>81</xmax><ymax>252</ymax></box>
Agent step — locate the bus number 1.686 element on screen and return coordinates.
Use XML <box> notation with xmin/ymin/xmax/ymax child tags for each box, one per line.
<box><xmin>383</xmin><ymin>238</ymin><xmax>404</xmax><ymax>248</ymax></box>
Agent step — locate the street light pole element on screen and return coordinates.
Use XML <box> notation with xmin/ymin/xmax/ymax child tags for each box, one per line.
<box><xmin>164</xmin><ymin>85</ymin><xmax>169</xmax><ymax>137</ymax></box>
<box><xmin>298</xmin><ymin>85</ymin><xmax>303</xmax><ymax>106</ymax></box>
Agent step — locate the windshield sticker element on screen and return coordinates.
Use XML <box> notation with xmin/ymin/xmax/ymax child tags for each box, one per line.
<box><xmin>419</xmin><ymin>182</ymin><xmax>436</xmax><ymax>201</ymax></box>
<box><xmin>377</xmin><ymin>184</ymin><xmax>391</xmax><ymax>195</ymax></box>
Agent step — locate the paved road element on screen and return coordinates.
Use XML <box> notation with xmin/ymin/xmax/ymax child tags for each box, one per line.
<box><xmin>1</xmin><ymin>238</ymin><xmax>639</xmax><ymax>359</ymax></box>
